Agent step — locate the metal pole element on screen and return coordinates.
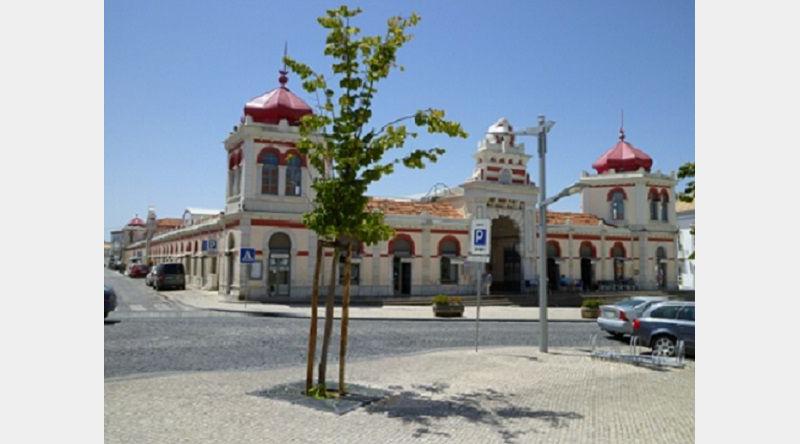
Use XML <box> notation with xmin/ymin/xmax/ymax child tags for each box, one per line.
<box><xmin>538</xmin><ymin>115</ymin><xmax>548</xmax><ymax>353</ymax></box>
<box><xmin>475</xmin><ymin>269</ymin><xmax>482</xmax><ymax>352</ymax></box>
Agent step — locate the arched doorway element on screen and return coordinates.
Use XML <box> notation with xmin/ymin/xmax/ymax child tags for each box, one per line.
<box><xmin>579</xmin><ymin>241</ymin><xmax>596</xmax><ymax>292</ymax></box>
<box><xmin>267</xmin><ymin>233</ymin><xmax>291</xmax><ymax>297</ymax></box>
<box><xmin>656</xmin><ymin>246</ymin><xmax>667</xmax><ymax>289</ymax></box>
<box><xmin>390</xmin><ymin>235</ymin><xmax>413</xmax><ymax>295</ymax></box>
<box><xmin>610</xmin><ymin>242</ymin><xmax>626</xmax><ymax>283</ymax></box>
<box><xmin>546</xmin><ymin>241</ymin><xmax>561</xmax><ymax>291</ymax></box>
<box><xmin>226</xmin><ymin>234</ymin><xmax>235</xmax><ymax>295</ymax></box>
<box><xmin>490</xmin><ymin>216</ymin><xmax>520</xmax><ymax>293</ymax></box>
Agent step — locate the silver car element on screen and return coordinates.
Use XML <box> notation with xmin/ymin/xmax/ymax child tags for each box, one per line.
<box><xmin>596</xmin><ymin>296</ymin><xmax>668</xmax><ymax>337</ymax></box>
<box><xmin>633</xmin><ymin>301</ymin><xmax>695</xmax><ymax>357</ymax></box>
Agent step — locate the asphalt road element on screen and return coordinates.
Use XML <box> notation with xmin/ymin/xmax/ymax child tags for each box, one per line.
<box><xmin>104</xmin><ymin>270</ymin><xmax>621</xmax><ymax>379</ymax></box>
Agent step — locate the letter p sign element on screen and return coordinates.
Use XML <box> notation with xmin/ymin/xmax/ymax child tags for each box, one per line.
<box><xmin>474</xmin><ymin>228</ymin><xmax>487</xmax><ymax>246</ymax></box>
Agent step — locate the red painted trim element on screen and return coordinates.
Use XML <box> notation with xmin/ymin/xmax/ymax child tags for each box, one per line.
<box><xmin>590</xmin><ymin>183</ymin><xmax>636</xmax><ymax>188</ymax></box>
<box><xmin>254</xmin><ymin>139</ymin><xmax>296</xmax><ymax>148</ymax></box>
<box><xmin>396</xmin><ymin>228</ymin><xmax>423</xmax><ymax>233</ymax></box>
<box><xmin>511</xmin><ymin>169</ymin><xmax>526</xmax><ymax>175</ymax></box>
<box><xmin>578</xmin><ymin>241</ymin><xmax>598</xmax><ymax>258</ymax></box>
<box><xmin>296</xmin><ymin>250</ymin><xmax>309</xmax><ymax>256</ymax></box>
<box><xmin>606</xmin><ymin>187</ymin><xmax>628</xmax><ymax>201</ymax></box>
<box><xmin>225</xmin><ymin>220</ymin><xmax>240</xmax><ymax>229</ymax></box>
<box><xmin>573</xmin><ymin>234</ymin><xmax>601</xmax><ymax>240</ymax></box>
<box><xmin>609</xmin><ymin>241</ymin><xmax>627</xmax><ymax>258</ymax></box>
<box><xmin>388</xmin><ymin>233</ymin><xmax>415</xmax><ymax>255</ymax></box>
<box><xmin>283</xmin><ymin>148</ymin><xmax>307</xmax><ymax>167</ymax></box>
<box><xmin>255</xmin><ymin>250</ymin><xmax>263</xmax><ymax>255</ymax></box>
<box><xmin>512</xmin><ymin>179</ymin><xmax>525</xmax><ymax>184</ymax></box>
<box><xmin>257</xmin><ymin>147</ymin><xmax>282</xmax><ymax>164</ymax></box>
<box><xmin>546</xmin><ymin>240</ymin><xmax>561</xmax><ymax>257</ymax></box>
<box><xmin>324</xmin><ymin>252</ymin><xmax>333</xmax><ymax>257</ymax></box>
<box><xmin>251</xmin><ymin>219</ymin><xmax>306</xmax><ymax>228</ymax></box>
<box><xmin>546</xmin><ymin>233</ymin><xmax>569</xmax><ymax>239</ymax></box>
<box><xmin>430</xmin><ymin>229</ymin><xmax>468</xmax><ymax>235</ymax></box>
<box><xmin>437</xmin><ymin>235</ymin><xmax>461</xmax><ymax>256</ymax></box>
<box><xmin>486</xmin><ymin>176</ymin><xmax>498</xmax><ymax>181</ymax></box>
<box><xmin>605</xmin><ymin>236</ymin><xmax>632</xmax><ymax>241</ymax></box>
<box><xmin>486</xmin><ymin>166</ymin><xmax>502</xmax><ymax>172</ymax></box>
<box><xmin>647</xmin><ymin>237</ymin><xmax>674</xmax><ymax>242</ymax></box>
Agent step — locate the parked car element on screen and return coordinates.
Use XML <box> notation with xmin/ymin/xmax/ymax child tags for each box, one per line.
<box><xmin>145</xmin><ymin>268</ymin><xmax>157</xmax><ymax>287</ymax></box>
<box><xmin>596</xmin><ymin>296</ymin><xmax>668</xmax><ymax>337</ymax></box>
<box><xmin>105</xmin><ymin>285</ymin><xmax>117</xmax><ymax>318</ymax></box>
<box><xmin>152</xmin><ymin>263</ymin><xmax>186</xmax><ymax>291</ymax></box>
<box><xmin>633</xmin><ymin>301</ymin><xmax>695</xmax><ymax>357</ymax></box>
<box><xmin>127</xmin><ymin>263</ymin><xmax>149</xmax><ymax>278</ymax></box>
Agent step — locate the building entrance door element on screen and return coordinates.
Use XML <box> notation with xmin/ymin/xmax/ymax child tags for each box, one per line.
<box><xmin>490</xmin><ymin>216</ymin><xmax>521</xmax><ymax>293</ymax></box>
<box><xmin>393</xmin><ymin>257</ymin><xmax>412</xmax><ymax>295</ymax></box>
<box><xmin>547</xmin><ymin>258</ymin><xmax>560</xmax><ymax>291</ymax></box>
<box><xmin>226</xmin><ymin>253</ymin><xmax>234</xmax><ymax>294</ymax></box>
<box><xmin>580</xmin><ymin>258</ymin><xmax>593</xmax><ymax>291</ymax></box>
<box><xmin>268</xmin><ymin>254</ymin><xmax>290</xmax><ymax>297</ymax></box>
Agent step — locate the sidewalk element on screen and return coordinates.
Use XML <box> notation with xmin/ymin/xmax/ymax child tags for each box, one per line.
<box><xmin>160</xmin><ymin>288</ymin><xmax>591</xmax><ymax>322</ymax></box>
<box><xmin>105</xmin><ymin>346</ymin><xmax>694</xmax><ymax>444</ymax></box>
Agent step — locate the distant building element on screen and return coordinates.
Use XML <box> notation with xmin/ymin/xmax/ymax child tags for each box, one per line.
<box><xmin>122</xmin><ymin>68</ymin><xmax>683</xmax><ymax>300</ymax></box>
<box><xmin>676</xmin><ymin>200</ymin><xmax>695</xmax><ymax>290</ymax></box>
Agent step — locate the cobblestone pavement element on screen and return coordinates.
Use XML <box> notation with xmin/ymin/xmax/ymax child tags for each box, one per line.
<box><xmin>105</xmin><ymin>346</ymin><xmax>694</xmax><ymax>443</ymax></box>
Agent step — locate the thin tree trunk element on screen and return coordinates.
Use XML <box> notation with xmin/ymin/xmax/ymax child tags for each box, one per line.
<box><xmin>317</xmin><ymin>246</ymin><xmax>338</xmax><ymax>391</ymax></box>
<box><xmin>305</xmin><ymin>239</ymin><xmax>323</xmax><ymax>395</ymax></box>
<box><xmin>338</xmin><ymin>244</ymin><xmax>353</xmax><ymax>396</ymax></box>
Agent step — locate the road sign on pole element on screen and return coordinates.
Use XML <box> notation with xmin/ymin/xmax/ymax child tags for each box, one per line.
<box><xmin>470</xmin><ymin>219</ymin><xmax>491</xmax><ymax>256</ymax></box>
<box><xmin>240</xmin><ymin>248</ymin><xmax>256</xmax><ymax>264</ymax></box>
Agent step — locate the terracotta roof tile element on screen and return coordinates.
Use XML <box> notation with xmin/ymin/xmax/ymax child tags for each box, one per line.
<box><xmin>546</xmin><ymin>211</ymin><xmax>603</xmax><ymax>226</ymax></box>
<box><xmin>157</xmin><ymin>218</ymin><xmax>183</xmax><ymax>228</ymax></box>
<box><xmin>367</xmin><ymin>198</ymin><xmax>463</xmax><ymax>219</ymax></box>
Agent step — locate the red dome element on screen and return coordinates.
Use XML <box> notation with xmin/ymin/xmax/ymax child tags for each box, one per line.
<box><xmin>127</xmin><ymin>216</ymin><xmax>145</xmax><ymax>227</ymax></box>
<box><xmin>244</xmin><ymin>71</ymin><xmax>313</xmax><ymax>125</ymax></box>
<box><xmin>592</xmin><ymin>129</ymin><xmax>653</xmax><ymax>174</ymax></box>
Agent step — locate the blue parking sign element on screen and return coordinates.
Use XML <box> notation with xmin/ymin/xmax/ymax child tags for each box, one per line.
<box><xmin>474</xmin><ymin>228</ymin><xmax>487</xmax><ymax>246</ymax></box>
<box><xmin>469</xmin><ymin>219</ymin><xmax>491</xmax><ymax>256</ymax></box>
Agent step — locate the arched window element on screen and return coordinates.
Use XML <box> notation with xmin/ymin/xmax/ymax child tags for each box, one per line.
<box><xmin>389</xmin><ymin>235</ymin><xmax>414</xmax><ymax>257</ymax></box>
<box><xmin>660</xmin><ymin>191</ymin><xmax>670</xmax><ymax>222</ymax></box>
<box><xmin>649</xmin><ymin>189</ymin><xmax>660</xmax><ymax>221</ymax></box>
<box><xmin>610</xmin><ymin>191</ymin><xmax>625</xmax><ymax>221</ymax></box>
<box><xmin>260</xmin><ymin>152</ymin><xmax>279</xmax><ymax>195</ymax></box>
<box><xmin>546</xmin><ymin>241</ymin><xmax>561</xmax><ymax>258</ymax></box>
<box><xmin>439</xmin><ymin>237</ymin><xmax>460</xmax><ymax>284</ymax></box>
<box><xmin>579</xmin><ymin>241</ymin><xmax>596</xmax><ymax>258</ymax></box>
<box><xmin>285</xmin><ymin>153</ymin><xmax>302</xmax><ymax>196</ymax></box>
<box><xmin>610</xmin><ymin>242</ymin><xmax>626</xmax><ymax>283</ymax></box>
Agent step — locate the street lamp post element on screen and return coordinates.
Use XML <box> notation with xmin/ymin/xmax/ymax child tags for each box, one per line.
<box><xmin>512</xmin><ymin>115</ymin><xmax>555</xmax><ymax>353</ymax></box>
<box><xmin>512</xmin><ymin>116</ymin><xmax>589</xmax><ymax>353</ymax></box>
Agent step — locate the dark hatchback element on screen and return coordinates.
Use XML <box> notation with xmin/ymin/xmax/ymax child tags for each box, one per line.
<box><xmin>153</xmin><ymin>263</ymin><xmax>186</xmax><ymax>291</ymax></box>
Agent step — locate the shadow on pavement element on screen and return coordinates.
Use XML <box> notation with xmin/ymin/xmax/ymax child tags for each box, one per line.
<box><xmin>104</xmin><ymin>319</ymin><xmax>121</xmax><ymax>325</ymax></box>
<box><xmin>365</xmin><ymin>386</ymin><xmax>583</xmax><ymax>443</ymax></box>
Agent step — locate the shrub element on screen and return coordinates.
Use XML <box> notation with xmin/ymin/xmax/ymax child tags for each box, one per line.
<box><xmin>448</xmin><ymin>296</ymin><xmax>463</xmax><ymax>305</ymax></box>
<box><xmin>432</xmin><ymin>295</ymin><xmax>449</xmax><ymax>305</ymax></box>
<box><xmin>582</xmin><ymin>298</ymin><xmax>602</xmax><ymax>309</ymax></box>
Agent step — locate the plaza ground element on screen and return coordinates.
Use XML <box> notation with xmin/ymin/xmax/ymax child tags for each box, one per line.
<box><xmin>105</xmin><ymin>346</ymin><xmax>694</xmax><ymax>444</ymax></box>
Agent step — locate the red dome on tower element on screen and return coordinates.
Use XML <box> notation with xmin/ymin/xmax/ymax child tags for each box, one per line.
<box><xmin>243</xmin><ymin>70</ymin><xmax>313</xmax><ymax>125</ymax></box>
<box><xmin>127</xmin><ymin>215</ymin><xmax>145</xmax><ymax>227</ymax></box>
<box><xmin>591</xmin><ymin>129</ymin><xmax>653</xmax><ymax>174</ymax></box>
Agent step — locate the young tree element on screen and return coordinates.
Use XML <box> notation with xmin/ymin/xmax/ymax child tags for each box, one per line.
<box><xmin>285</xmin><ymin>5</ymin><xmax>467</xmax><ymax>397</ymax></box>
<box><xmin>677</xmin><ymin>161</ymin><xmax>695</xmax><ymax>259</ymax></box>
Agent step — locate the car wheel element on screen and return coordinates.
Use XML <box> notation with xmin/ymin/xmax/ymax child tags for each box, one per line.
<box><xmin>652</xmin><ymin>335</ymin><xmax>677</xmax><ymax>357</ymax></box>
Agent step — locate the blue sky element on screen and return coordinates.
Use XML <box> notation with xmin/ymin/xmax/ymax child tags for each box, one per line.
<box><xmin>105</xmin><ymin>0</ymin><xmax>694</xmax><ymax>239</ymax></box>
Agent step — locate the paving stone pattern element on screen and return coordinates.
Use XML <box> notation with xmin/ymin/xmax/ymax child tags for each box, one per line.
<box><xmin>105</xmin><ymin>346</ymin><xmax>694</xmax><ymax>443</ymax></box>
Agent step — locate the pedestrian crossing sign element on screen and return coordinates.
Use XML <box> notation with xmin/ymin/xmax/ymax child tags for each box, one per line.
<box><xmin>240</xmin><ymin>248</ymin><xmax>257</xmax><ymax>263</ymax></box>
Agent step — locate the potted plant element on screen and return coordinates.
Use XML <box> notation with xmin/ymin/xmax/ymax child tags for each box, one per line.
<box><xmin>581</xmin><ymin>298</ymin><xmax>602</xmax><ymax>319</ymax></box>
<box><xmin>432</xmin><ymin>295</ymin><xmax>465</xmax><ymax>318</ymax></box>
